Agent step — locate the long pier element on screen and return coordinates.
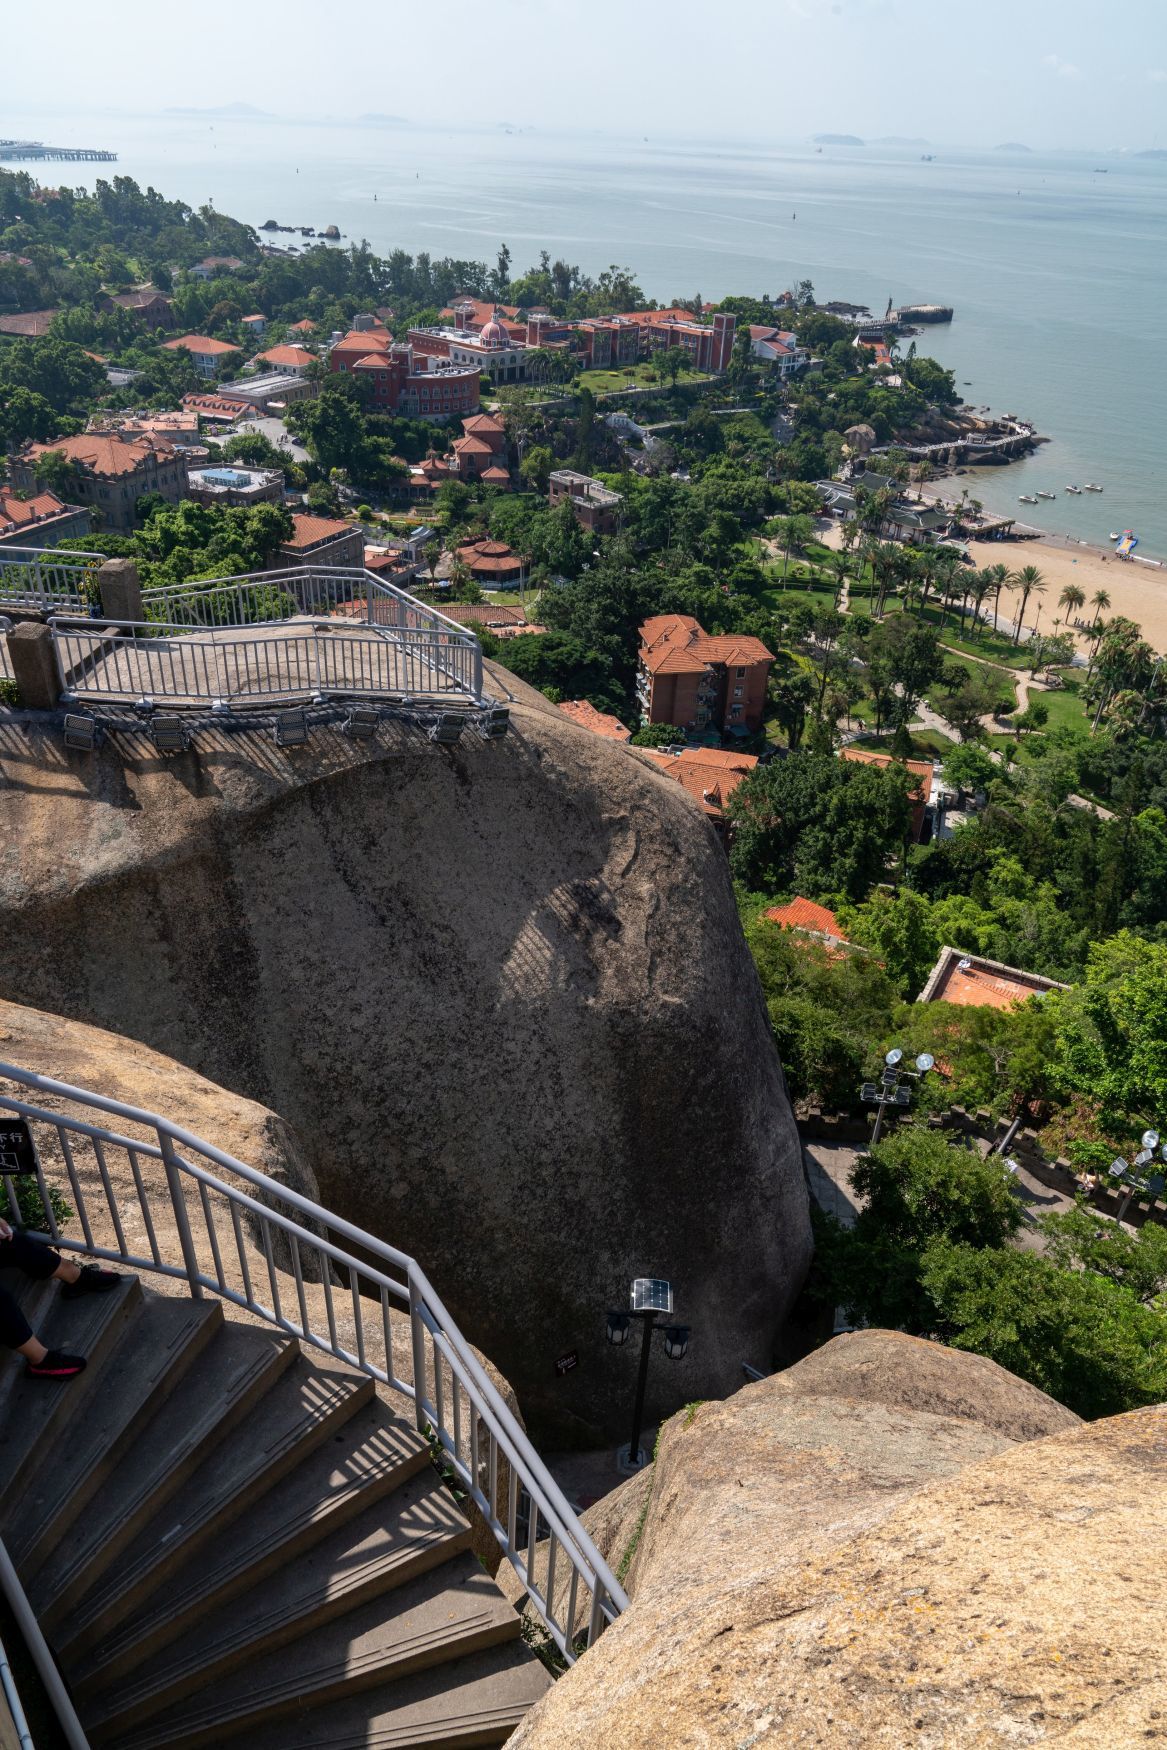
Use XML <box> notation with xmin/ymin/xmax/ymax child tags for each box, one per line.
<box><xmin>0</xmin><ymin>141</ymin><xmax>117</xmax><ymax>162</ymax></box>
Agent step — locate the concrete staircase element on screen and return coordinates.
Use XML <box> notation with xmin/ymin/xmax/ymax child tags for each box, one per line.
<box><xmin>0</xmin><ymin>1268</ymin><xmax>552</xmax><ymax>1747</ymax></box>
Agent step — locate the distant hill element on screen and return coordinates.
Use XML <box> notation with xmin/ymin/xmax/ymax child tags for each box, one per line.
<box><xmin>995</xmin><ymin>141</ymin><xmax>1033</xmax><ymax>153</ymax></box>
<box><xmin>873</xmin><ymin>136</ymin><xmax>930</xmax><ymax>147</ymax></box>
<box><xmin>165</xmin><ymin>103</ymin><xmax>272</xmax><ymax>119</ymax></box>
<box><xmin>1136</xmin><ymin>148</ymin><xmax>1167</xmax><ymax>159</ymax></box>
<box><xmin>814</xmin><ymin>133</ymin><xmax>864</xmax><ymax>146</ymax></box>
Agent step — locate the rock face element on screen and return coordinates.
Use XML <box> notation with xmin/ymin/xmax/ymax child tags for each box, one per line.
<box><xmin>0</xmin><ymin>674</ymin><xmax>811</xmax><ymax>1438</ymax></box>
<box><xmin>510</xmin><ymin>1331</ymin><xmax>1130</xmax><ymax>1749</ymax></box>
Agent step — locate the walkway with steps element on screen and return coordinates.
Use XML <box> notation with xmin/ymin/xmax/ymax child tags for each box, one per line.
<box><xmin>0</xmin><ymin>1266</ymin><xmax>551</xmax><ymax>1747</ymax></box>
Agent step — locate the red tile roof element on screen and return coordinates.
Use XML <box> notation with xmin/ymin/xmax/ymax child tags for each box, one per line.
<box><xmin>558</xmin><ymin>700</ymin><xmax>632</xmax><ymax>741</ymax></box>
<box><xmin>480</xmin><ymin>466</ymin><xmax>511</xmax><ymax>484</ymax></box>
<box><xmin>0</xmin><ymin>310</ymin><xmax>58</xmax><ymax>337</ymax></box>
<box><xmin>764</xmin><ymin>897</ymin><xmax>849</xmax><ymax>941</ymax></box>
<box><xmin>254</xmin><ymin>344</ymin><xmax>314</xmax><ymax>369</ymax></box>
<box><xmin>461</xmin><ymin>413</ymin><xmax>506</xmax><ymax>436</ymax></box>
<box><xmin>24</xmin><ymin>433</ymin><xmax>176</xmax><ymax>477</ymax></box>
<box><xmin>163</xmin><ymin>333</ymin><xmax>242</xmax><ymax>356</ymax></box>
<box><xmin>839</xmin><ymin>746</ymin><xmax>934</xmax><ymax>795</ymax></box>
<box><xmin>639</xmin><ymin>613</ymin><xmax>774</xmax><ymax>675</ymax></box>
<box><xmin>640</xmin><ymin>748</ymin><xmax>758</xmax><ymax>816</ymax></box>
<box><xmin>918</xmin><ymin>947</ymin><xmax>1067</xmax><ymax>1011</ymax></box>
<box><xmin>288</xmin><ymin>319</ymin><xmax>316</xmax><ymax>333</ymax></box>
<box><xmin>182</xmin><ymin>393</ymin><xmax>252</xmax><ymax>419</ymax></box>
<box><xmin>283</xmin><ymin>512</ymin><xmax>354</xmax><ymax>551</ymax></box>
<box><xmin>0</xmin><ymin>488</ymin><xmax>69</xmax><ymax>531</ymax></box>
<box><xmin>331</xmin><ymin>328</ymin><xmax>392</xmax><ymax>356</ymax></box>
<box><xmin>452</xmin><ymin>435</ymin><xmax>494</xmax><ymax>456</ymax></box>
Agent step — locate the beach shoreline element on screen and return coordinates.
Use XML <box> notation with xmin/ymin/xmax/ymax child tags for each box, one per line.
<box><xmin>963</xmin><ymin>534</ymin><xmax>1167</xmax><ymax>655</ymax></box>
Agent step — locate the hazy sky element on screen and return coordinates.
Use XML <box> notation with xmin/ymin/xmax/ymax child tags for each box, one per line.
<box><xmin>9</xmin><ymin>0</ymin><xmax>1167</xmax><ymax>149</ymax></box>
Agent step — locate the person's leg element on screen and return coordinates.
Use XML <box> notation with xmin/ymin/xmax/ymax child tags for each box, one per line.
<box><xmin>0</xmin><ymin>1229</ymin><xmax>118</xmax><ymax>1295</ymax></box>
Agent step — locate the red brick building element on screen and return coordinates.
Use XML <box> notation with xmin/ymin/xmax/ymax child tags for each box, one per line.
<box><xmin>454</xmin><ymin>537</ymin><xmax>525</xmax><ymax>587</ymax></box>
<box><xmin>330</xmin><ymin>329</ymin><xmax>480</xmax><ymax>420</ymax></box>
<box><xmin>637</xmin><ymin>614</ymin><xmax>774</xmax><ymax>735</ymax></box>
<box><xmin>623</xmin><ymin>309</ymin><xmax>736</xmax><ymax>373</ymax></box>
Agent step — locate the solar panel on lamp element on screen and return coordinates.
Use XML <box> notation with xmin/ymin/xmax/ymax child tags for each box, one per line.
<box><xmin>631</xmin><ymin>1278</ymin><xmax>673</xmax><ymax>1315</ymax></box>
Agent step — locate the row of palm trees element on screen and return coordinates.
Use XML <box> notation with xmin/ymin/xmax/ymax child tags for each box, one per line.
<box><xmin>835</xmin><ymin>521</ymin><xmax>1113</xmax><ymax>651</ymax></box>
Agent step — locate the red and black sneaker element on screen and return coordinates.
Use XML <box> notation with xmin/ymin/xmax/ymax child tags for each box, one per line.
<box><xmin>61</xmin><ymin>1266</ymin><xmax>122</xmax><ymax>1300</ymax></box>
<box><xmin>26</xmin><ymin>1350</ymin><xmax>87</xmax><ymax>1380</ymax></box>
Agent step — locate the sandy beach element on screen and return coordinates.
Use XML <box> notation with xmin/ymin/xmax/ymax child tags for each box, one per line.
<box><xmin>965</xmin><ymin>536</ymin><xmax>1167</xmax><ymax>655</ymax></box>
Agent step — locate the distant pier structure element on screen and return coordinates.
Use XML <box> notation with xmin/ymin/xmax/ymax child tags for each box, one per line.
<box><xmin>0</xmin><ymin>140</ymin><xmax>117</xmax><ymax>162</ymax></box>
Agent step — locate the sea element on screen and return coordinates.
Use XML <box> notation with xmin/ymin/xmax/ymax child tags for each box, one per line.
<box><xmin>6</xmin><ymin>107</ymin><xmax>1166</xmax><ymax>556</ymax></box>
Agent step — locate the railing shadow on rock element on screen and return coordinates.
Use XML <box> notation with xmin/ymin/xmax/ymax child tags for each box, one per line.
<box><xmin>0</xmin><ymin>1061</ymin><xmax>626</xmax><ymax>1665</ymax></box>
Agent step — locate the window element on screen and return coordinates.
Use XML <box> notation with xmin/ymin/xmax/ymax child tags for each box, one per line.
<box><xmin>733</xmin><ymin>686</ymin><xmax>743</xmax><ymax>699</ymax></box>
<box><xmin>736</xmin><ymin>667</ymin><xmax>746</xmax><ymax>678</ymax></box>
<box><xmin>730</xmin><ymin>704</ymin><xmax>742</xmax><ymax>718</ymax></box>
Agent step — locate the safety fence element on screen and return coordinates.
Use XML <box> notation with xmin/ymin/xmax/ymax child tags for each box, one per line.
<box><xmin>0</xmin><ymin>548</ymin><xmax>101</xmax><ymax>614</ymax></box>
<box><xmin>0</xmin><ymin>1062</ymin><xmax>627</xmax><ymax>1667</ymax></box>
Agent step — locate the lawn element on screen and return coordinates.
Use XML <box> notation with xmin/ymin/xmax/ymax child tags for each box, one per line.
<box><xmin>912</xmin><ymin>601</ymin><xmax>1032</xmax><ymax>668</ymax></box>
<box><xmin>850</xmin><ymin>729</ymin><xmax>955</xmax><ymax>758</ymax></box>
<box><xmin>927</xmin><ymin>662</ymin><xmax>1017</xmax><ymax>717</ymax></box>
<box><xmin>1034</xmin><ymin>674</ymin><xmax>1091</xmax><ymax>736</ymax></box>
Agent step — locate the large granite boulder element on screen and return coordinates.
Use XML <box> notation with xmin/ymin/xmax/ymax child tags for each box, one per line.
<box><xmin>0</xmin><ymin>673</ymin><xmax>810</xmax><ymax>1438</ymax></box>
<box><xmin>510</xmin><ymin>1331</ymin><xmax>1132</xmax><ymax>1748</ymax></box>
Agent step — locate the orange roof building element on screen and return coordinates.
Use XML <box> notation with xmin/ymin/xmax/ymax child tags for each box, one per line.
<box><xmin>639</xmin><ymin>746</ymin><xmax>758</xmax><ymax>839</ymax></box>
<box><xmin>637</xmin><ymin>613</ymin><xmax>774</xmax><ymax>736</ymax></box>
<box><xmin>917</xmin><ymin>947</ymin><xmax>1068</xmax><ymax>1011</ymax></box>
<box><xmin>558</xmin><ymin>700</ymin><xmax>632</xmax><ymax>742</ymax></box>
<box><xmin>253</xmin><ymin>343</ymin><xmax>315</xmax><ymax>373</ymax></box>
<box><xmin>0</xmin><ymin>486</ymin><xmax>91</xmax><ymax>547</ymax></box>
<box><xmin>10</xmin><ymin>433</ymin><xmax>188</xmax><ymax>531</ymax></box>
<box><xmin>764</xmin><ymin>897</ymin><xmax>849</xmax><ymax>941</ymax></box>
<box><xmin>162</xmin><ymin>334</ymin><xmax>243</xmax><ymax>379</ymax></box>
<box><xmin>274</xmin><ymin>512</ymin><xmax>364</xmax><ymax>569</ymax></box>
<box><xmin>839</xmin><ymin>746</ymin><xmax>935</xmax><ymax>842</ymax></box>
<box><xmin>455</xmin><ymin>537</ymin><xmax>524</xmax><ymax>585</ymax></box>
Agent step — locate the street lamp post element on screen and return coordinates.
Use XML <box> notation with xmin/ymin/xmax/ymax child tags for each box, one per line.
<box><xmin>606</xmin><ymin>1277</ymin><xmax>690</xmax><ymax>1472</ymax></box>
<box><xmin>1108</xmin><ymin>1129</ymin><xmax>1167</xmax><ymax>1223</ymax></box>
<box><xmin>860</xmin><ymin>1049</ymin><xmax>934</xmax><ymax>1143</ymax></box>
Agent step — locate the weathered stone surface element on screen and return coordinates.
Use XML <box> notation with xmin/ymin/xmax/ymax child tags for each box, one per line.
<box><xmin>511</xmin><ymin>1332</ymin><xmax>1136</xmax><ymax>1749</ymax></box>
<box><xmin>0</xmin><ymin>671</ymin><xmax>811</xmax><ymax>1438</ymax></box>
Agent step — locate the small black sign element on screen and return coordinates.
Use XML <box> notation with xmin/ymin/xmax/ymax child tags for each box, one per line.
<box><xmin>554</xmin><ymin>1350</ymin><xmax>579</xmax><ymax>1378</ymax></box>
<box><xmin>0</xmin><ymin>1118</ymin><xmax>38</xmax><ymax>1178</ymax></box>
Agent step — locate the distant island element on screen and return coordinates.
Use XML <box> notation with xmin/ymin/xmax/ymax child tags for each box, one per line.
<box><xmin>872</xmin><ymin>136</ymin><xmax>930</xmax><ymax>147</ymax></box>
<box><xmin>165</xmin><ymin>103</ymin><xmax>272</xmax><ymax>119</ymax></box>
<box><xmin>994</xmin><ymin>142</ymin><xmax>1033</xmax><ymax>153</ymax></box>
<box><xmin>1136</xmin><ymin>148</ymin><xmax>1167</xmax><ymax>159</ymax></box>
<box><xmin>813</xmin><ymin>134</ymin><xmax>864</xmax><ymax>147</ymax></box>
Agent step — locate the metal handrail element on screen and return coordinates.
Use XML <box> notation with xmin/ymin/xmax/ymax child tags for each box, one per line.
<box><xmin>0</xmin><ymin>547</ymin><xmax>102</xmax><ymax>613</ymax></box>
<box><xmin>0</xmin><ymin>1538</ymin><xmax>89</xmax><ymax>1748</ymax></box>
<box><xmin>49</xmin><ymin>615</ymin><xmax>483</xmax><ymax>709</ymax></box>
<box><xmin>0</xmin><ymin>1061</ymin><xmax>627</xmax><ymax>1662</ymax></box>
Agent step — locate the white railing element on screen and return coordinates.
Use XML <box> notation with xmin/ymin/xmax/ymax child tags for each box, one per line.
<box><xmin>0</xmin><ymin>1062</ymin><xmax>627</xmax><ymax>1663</ymax></box>
<box><xmin>140</xmin><ymin>566</ymin><xmax>360</xmax><ymax>628</ymax></box>
<box><xmin>0</xmin><ymin>547</ymin><xmax>101</xmax><ymax>613</ymax></box>
<box><xmin>50</xmin><ymin>616</ymin><xmax>483</xmax><ymax>708</ymax></box>
<box><xmin>0</xmin><ymin>1539</ymin><xmax>89</xmax><ymax>1749</ymax></box>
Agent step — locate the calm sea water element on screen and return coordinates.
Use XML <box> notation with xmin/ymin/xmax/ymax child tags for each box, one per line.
<box><xmin>8</xmin><ymin>108</ymin><xmax>1167</xmax><ymax>554</ymax></box>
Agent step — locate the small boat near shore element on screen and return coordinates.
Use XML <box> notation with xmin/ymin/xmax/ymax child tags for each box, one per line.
<box><xmin>1036</xmin><ymin>490</ymin><xmax>1056</xmax><ymax>499</ymax></box>
<box><xmin>1018</xmin><ymin>494</ymin><xmax>1038</xmax><ymax>504</ymax></box>
<box><xmin>1065</xmin><ymin>484</ymin><xmax>1082</xmax><ymax>493</ymax></box>
<box><xmin>1083</xmin><ymin>482</ymin><xmax>1103</xmax><ymax>491</ymax></box>
<box><xmin>1109</xmin><ymin>531</ymin><xmax>1120</xmax><ymax>541</ymax></box>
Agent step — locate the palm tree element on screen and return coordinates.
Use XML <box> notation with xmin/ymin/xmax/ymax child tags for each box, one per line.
<box><xmin>915</xmin><ymin>459</ymin><xmax>933</xmax><ymax>501</ymax></box>
<box><xmin>1009</xmin><ymin>564</ymin><xmax>1045</xmax><ymax>644</ymax></box>
<box><xmin>988</xmin><ymin>562</ymin><xmax>1009</xmax><ymax>632</ymax></box>
<box><xmin>1058</xmin><ymin>583</ymin><xmax>1086</xmax><ymax>634</ymax></box>
<box><xmin>1091</xmin><ymin>588</ymin><xmax>1111</xmax><ymax>626</ymax></box>
<box><xmin>829</xmin><ymin>549</ymin><xmax>848</xmax><ymax>608</ymax></box>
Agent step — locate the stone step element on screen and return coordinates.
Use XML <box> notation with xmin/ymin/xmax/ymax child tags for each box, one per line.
<box><xmin>29</xmin><ymin>1320</ymin><xmax>296</xmax><ymax>1630</ymax></box>
<box><xmin>0</xmin><ymin>1275</ymin><xmax>141</xmax><ymax>1508</ymax></box>
<box><xmin>52</xmin><ymin>1351</ymin><xmax>374</xmax><ymax>1661</ymax></box>
<box><xmin>92</xmin><ymin>1550</ymin><xmax>522</xmax><ymax>1748</ymax></box>
<box><xmin>5</xmin><ymin>1293</ymin><xmax>223</xmax><ymax>1579</ymax></box>
<box><xmin>73</xmin><ymin>1395</ymin><xmax>432</xmax><ymax>1692</ymax></box>
<box><xmin>78</xmin><ymin>1468</ymin><xmax>474</xmax><ymax>1732</ymax></box>
<box><xmin>239</xmin><ymin>1640</ymin><xmax>554</xmax><ymax>1749</ymax></box>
